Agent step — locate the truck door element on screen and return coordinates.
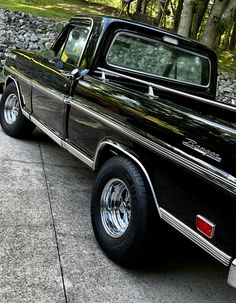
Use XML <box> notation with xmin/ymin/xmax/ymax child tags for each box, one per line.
<box><xmin>31</xmin><ymin>21</ymin><xmax>91</xmax><ymax>138</ymax></box>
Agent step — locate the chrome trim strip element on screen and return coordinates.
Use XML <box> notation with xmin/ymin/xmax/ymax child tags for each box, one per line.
<box><xmin>30</xmin><ymin>116</ymin><xmax>62</xmax><ymax>146</ymax></box>
<box><xmin>3</xmin><ymin>66</ymin><xmax>31</xmax><ymax>88</ymax></box>
<box><xmin>98</xmin><ymin>67</ymin><xmax>236</xmax><ymax>113</ymax></box>
<box><xmin>70</xmin><ymin>97</ymin><xmax>236</xmax><ymax>195</ymax></box>
<box><xmin>5</xmin><ymin>64</ymin><xmax>66</xmax><ymax>107</ymax></box>
<box><xmin>21</xmin><ymin>108</ymin><xmax>30</xmax><ymax>120</ymax></box>
<box><xmin>228</xmin><ymin>259</ymin><xmax>236</xmax><ymax>288</ymax></box>
<box><xmin>159</xmin><ymin>207</ymin><xmax>231</xmax><ymax>266</ymax></box>
<box><xmin>4</xmin><ymin>66</ymin><xmax>236</xmax><ymax>194</ymax></box>
<box><xmin>32</xmin><ymin>80</ymin><xmax>65</xmax><ymax>102</ymax></box>
<box><xmin>62</xmin><ymin>140</ymin><xmax>93</xmax><ymax>168</ymax></box>
<box><xmin>4</xmin><ymin>66</ymin><xmax>31</xmax><ymax>87</ymax></box>
<box><xmin>29</xmin><ymin>115</ymin><xmax>94</xmax><ymax>167</ymax></box>
<box><xmin>93</xmin><ymin>140</ymin><xmax>161</xmax><ymax>216</ymax></box>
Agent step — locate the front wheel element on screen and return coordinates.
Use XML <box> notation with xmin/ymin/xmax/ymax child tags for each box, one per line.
<box><xmin>91</xmin><ymin>156</ymin><xmax>157</xmax><ymax>265</ymax></box>
<box><xmin>0</xmin><ymin>83</ymin><xmax>35</xmax><ymax>138</ymax></box>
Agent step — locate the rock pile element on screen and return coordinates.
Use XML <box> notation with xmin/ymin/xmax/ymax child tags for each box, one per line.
<box><xmin>0</xmin><ymin>9</ymin><xmax>59</xmax><ymax>60</ymax></box>
<box><xmin>0</xmin><ymin>9</ymin><xmax>235</xmax><ymax>102</ymax></box>
<box><xmin>217</xmin><ymin>72</ymin><xmax>236</xmax><ymax>105</ymax></box>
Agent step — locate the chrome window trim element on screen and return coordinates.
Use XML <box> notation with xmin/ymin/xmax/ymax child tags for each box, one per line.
<box><xmin>76</xmin><ymin>18</ymin><xmax>93</xmax><ymax>68</ymax></box>
<box><xmin>57</xmin><ymin>18</ymin><xmax>93</xmax><ymax>68</ymax></box>
<box><xmin>98</xmin><ymin>67</ymin><xmax>236</xmax><ymax>112</ymax></box>
<box><xmin>70</xmin><ymin>93</ymin><xmax>236</xmax><ymax>195</ymax></box>
<box><xmin>105</xmin><ymin>31</ymin><xmax>211</xmax><ymax>88</ymax></box>
<box><xmin>159</xmin><ymin>207</ymin><xmax>232</xmax><ymax>266</ymax></box>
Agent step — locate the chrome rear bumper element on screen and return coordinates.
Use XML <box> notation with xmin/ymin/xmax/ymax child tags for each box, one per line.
<box><xmin>228</xmin><ymin>259</ymin><xmax>236</xmax><ymax>288</ymax></box>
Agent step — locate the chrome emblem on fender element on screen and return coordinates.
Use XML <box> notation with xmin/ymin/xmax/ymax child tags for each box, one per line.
<box><xmin>182</xmin><ymin>138</ymin><xmax>222</xmax><ymax>163</ymax></box>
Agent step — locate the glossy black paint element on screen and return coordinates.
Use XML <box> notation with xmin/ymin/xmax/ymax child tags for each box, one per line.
<box><xmin>3</xmin><ymin>16</ymin><xmax>236</xmax><ymax>260</ymax></box>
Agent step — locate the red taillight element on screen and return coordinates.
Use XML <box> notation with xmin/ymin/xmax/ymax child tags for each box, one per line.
<box><xmin>196</xmin><ymin>215</ymin><xmax>215</xmax><ymax>239</ymax></box>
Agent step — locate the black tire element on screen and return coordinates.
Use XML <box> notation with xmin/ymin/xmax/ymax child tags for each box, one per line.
<box><xmin>91</xmin><ymin>156</ymin><xmax>158</xmax><ymax>266</ymax></box>
<box><xmin>0</xmin><ymin>82</ymin><xmax>35</xmax><ymax>138</ymax></box>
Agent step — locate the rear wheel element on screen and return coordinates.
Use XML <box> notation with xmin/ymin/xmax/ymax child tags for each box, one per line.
<box><xmin>91</xmin><ymin>156</ymin><xmax>158</xmax><ymax>265</ymax></box>
<box><xmin>0</xmin><ymin>83</ymin><xmax>35</xmax><ymax>138</ymax></box>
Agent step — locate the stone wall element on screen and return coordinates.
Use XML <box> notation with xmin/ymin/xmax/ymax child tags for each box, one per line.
<box><xmin>0</xmin><ymin>10</ymin><xmax>58</xmax><ymax>56</ymax></box>
<box><xmin>0</xmin><ymin>9</ymin><xmax>235</xmax><ymax>103</ymax></box>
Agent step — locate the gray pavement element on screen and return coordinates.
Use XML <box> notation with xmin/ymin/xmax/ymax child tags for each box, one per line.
<box><xmin>0</xmin><ymin>127</ymin><xmax>236</xmax><ymax>303</ymax></box>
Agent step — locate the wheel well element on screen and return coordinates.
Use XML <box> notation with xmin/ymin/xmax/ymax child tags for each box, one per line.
<box><xmin>4</xmin><ymin>77</ymin><xmax>24</xmax><ymax>109</ymax></box>
<box><xmin>5</xmin><ymin>77</ymin><xmax>14</xmax><ymax>86</ymax></box>
<box><xmin>95</xmin><ymin>145</ymin><xmax>119</xmax><ymax>171</ymax></box>
<box><xmin>94</xmin><ymin>142</ymin><xmax>161</xmax><ymax>217</ymax></box>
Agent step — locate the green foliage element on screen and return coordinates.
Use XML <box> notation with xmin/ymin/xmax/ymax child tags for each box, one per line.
<box><xmin>217</xmin><ymin>49</ymin><xmax>236</xmax><ymax>76</ymax></box>
<box><xmin>0</xmin><ymin>0</ymin><xmax>118</xmax><ymax>19</ymax></box>
<box><xmin>91</xmin><ymin>0</ymin><xmax>120</xmax><ymax>8</ymax></box>
<box><xmin>191</xmin><ymin>0</ymin><xmax>199</xmax><ymax>9</ymax></box>
<box><xmin>218</xmin><ymin>18</ymin><xmax>231</xmax><ymax>34</ymax></box>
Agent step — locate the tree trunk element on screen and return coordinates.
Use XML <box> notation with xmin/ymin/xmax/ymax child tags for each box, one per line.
<box><xmin>191</xmin><ymin>0</ymin><xmax>210</xmax><ymax>39</ymax></box>
<box><xmin>221</xmin><ymin>0</ymin><xmax>236</xmax><ymax>20</ymax></box>
<box><xmin>136</xmin><ymin>0</ymin><xmax>143</xmax><ymax>13</ymax></box>
<box><xmin>155</xmin><ymin>0</ymin><xmax>169</xmax><ymax>27</ymax></box>
<box><xmin>229</xmin><ymin>12</ymin><xmax>236</xmax><ymax>50</ymax></box>
<box><xmin>177</xmin><ymin>0</ymin><xmax>194</xmax><ymax>37</ymax></box>
<box><xmin>173</xmin><ymin>0</ymin><xmax>184</xmax><ymax>31</ymax></box>
<box><xmin>222</xmin><ymin>3</ymin><xmax>236</xmax><ymax>49</ymax></box>
<box><xmin>201</xmin><ymin>0</ymin><xmax>229</xmax><ymax>48</ymax></box>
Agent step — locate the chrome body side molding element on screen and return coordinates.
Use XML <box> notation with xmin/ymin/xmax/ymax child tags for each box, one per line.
<box><xmin>70</xmin><ymin>97</ymin><xmax>236</xmax><ymax>195</ymax></box>
<box><xmin>159</xmin><ymin>207</ymin><xmax>231</xmax><ymax>266</ymax></box>
<box><xmin>29</xmin><ymin>114</ymin><xmax>94</xmax><ymax>168</ymax></box>
<box><xmin>30</xmin><ymin>115</ymin><xmax>62</xmax><ymax>146</ymax></box>
<box><xmin>24</xmin><ymin>106</ymin><xmax>159</xmax><ymax>213</ymax></box>
<box><xmin>5</xmin><ymin>66</ymin><xmax>236</xmax><ymax>195</ymax></box>
<box><xmin>62</xmin><ymin>140</ymin><xmax>93</xmax><ymax>168</ymax></box>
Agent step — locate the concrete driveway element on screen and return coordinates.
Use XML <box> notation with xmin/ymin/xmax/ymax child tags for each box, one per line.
<box><xmin>0</xmin><ymin>127</ymin><xmax>236</xmax><ymax>303</ymax></box>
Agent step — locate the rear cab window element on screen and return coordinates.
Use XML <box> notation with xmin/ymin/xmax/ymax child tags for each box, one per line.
<box><xmin>106</xmin><ymin>32</ymin><xmax>210</xmax><ymax>87</ymax></box>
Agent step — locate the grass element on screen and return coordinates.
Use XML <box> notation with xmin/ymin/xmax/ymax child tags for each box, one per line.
<box><xmin>217</xmin><ymin>49</ymin><xmax>236</xmax><ymax>76</ymax></box>
<box><xmin>0</xmin><ymin>0</ymin><xmax>119</xmax><ymax>19</ymax></box>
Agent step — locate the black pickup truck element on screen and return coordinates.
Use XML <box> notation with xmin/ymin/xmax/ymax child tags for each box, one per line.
<box><xmin>1</xmin><ymin>15</ymin><xmax>236</xmax><ymax>287</ymax></box>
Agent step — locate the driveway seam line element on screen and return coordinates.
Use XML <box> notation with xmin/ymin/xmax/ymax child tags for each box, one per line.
<box><xmin>38</xmin><ymin>140</ymin><xmax>68</xmax><ymax>303</ymax></box>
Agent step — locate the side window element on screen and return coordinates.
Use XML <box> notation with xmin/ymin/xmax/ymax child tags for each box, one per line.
<box><xmin>106</xmin><ymin>33</ymin><xmax>210</xmax><ymax>87</ymax></box>
<box><xmin>56</xmin><ymin>25</ymin><xmax>90</xmax><ymax>66</ymax></box>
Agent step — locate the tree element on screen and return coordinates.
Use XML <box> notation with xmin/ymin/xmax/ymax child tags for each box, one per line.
<box><xmin>191</xmin><ymin>0</ymin><xmax>210</xmax><ymax>39</ymax></box>
<box><xmin>173</xmin><ymin>0</ymin><xmax>184</xmax><ymax>31</ymax></box>
<box><xmin>200</xmin><ymin>0</ymin><xmax>235</xmax><ymax>48</ymax></box>
<box><xmin>229</xmin><ymin>11</ymin><xmax>236</xmax><ymax>50</ymax></box>
<box><xmin>177</xmin><ymin>0</ymin><xmax>194</xmax><ymax>37</ymax></box>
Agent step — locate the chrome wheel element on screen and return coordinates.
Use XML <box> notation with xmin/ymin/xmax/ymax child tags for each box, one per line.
<box><xmin>4</xmin><ymin>93</ymin><xmax>19</xmax><ymax>125</ymax></box>
<box><xmin>100</xmin><ymin>178</ymin><xmax>131</xmax><ymax>238</ymax></box>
